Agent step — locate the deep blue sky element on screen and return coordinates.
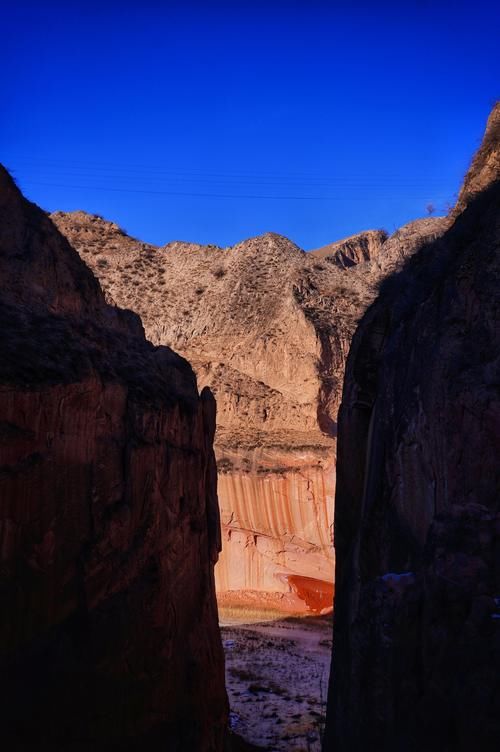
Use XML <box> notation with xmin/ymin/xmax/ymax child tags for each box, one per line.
<box><xmin>2</xmin><ymin>1</ymin><xmax>499</xmax><ymax>249</ymax></box>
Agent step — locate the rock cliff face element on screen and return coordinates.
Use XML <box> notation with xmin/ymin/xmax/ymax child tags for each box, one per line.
<box><xmin>324</xmin><ymin>103</ymin><xmax>500</xmax><ymax>751</ymax></box>
<box><xmin>310</xmin><ymin>229</ymin><xmax>388</xmax><ymax>268</ymax></box>
<box><xmin>52</xmin><ymin>210</ymin><xmax>448</xmax><ymax>613</ymax></box>
<box><xmin>0</xmin><ymin>167</ymin><xmax>227</xmax><ymax>750</ymax></box>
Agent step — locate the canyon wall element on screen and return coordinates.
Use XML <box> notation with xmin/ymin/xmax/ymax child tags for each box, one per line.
<box><xmin>324</xmin><ymin>103</ymin><xmax>500</xmax><ymax>751</ymax></box>
<box><xmin>215</xmin><ymin>441</ymin><xmax>336</xmax><ymax>613</ymax></box>
<box><xmin>53</xmin><ymin>210</ymin><xmax>448</xmax><ymax>613</ymax></box>
<box><xmin>0</xmin><ymin>166</ymin><xmax>227</xmax><ymax>750</ymax></box>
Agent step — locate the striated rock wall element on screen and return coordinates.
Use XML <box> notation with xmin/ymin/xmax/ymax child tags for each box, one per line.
<box><xmin>216</xmin><ymin>443</ymin><xmax>335</xmax><ymax>613</ymax></box>
<box><xmin>0</xmin><ymin>167</ymin><xmax>227</xmax><ymax>751</ymax></box>
<box><xmin>324</xmin><ymin>104</ymin><xmax>500</xmax><ymax>752</ymax></box>
<box><xmin>52</xmin><ymin>209</ymin><xmax>448</xmax><ymax>614</ymax></box>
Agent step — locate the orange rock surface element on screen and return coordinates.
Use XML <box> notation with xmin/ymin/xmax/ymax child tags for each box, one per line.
<box><xmin>216</xmin><ymin>446</ymin><xmax>335</xmax><ymax>612</ymax></box>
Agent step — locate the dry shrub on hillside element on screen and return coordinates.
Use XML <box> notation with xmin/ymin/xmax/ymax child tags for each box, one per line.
<box><xmin>212</xmin><ymin>265</ymin><xmax>226</xmax><ymax>279</ymax></box>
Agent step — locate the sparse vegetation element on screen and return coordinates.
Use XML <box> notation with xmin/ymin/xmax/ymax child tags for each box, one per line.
<box><xmin>230</xmin><ymin>667</ymin><xmax>259</xmax><ymax>682</ymax></box>
<box><xmin>212</xmin><ymin>265</ymin><xmax>226</xmax><ymax>279</ymax></box>
<box><xmin>217</xmin><ymin>457</ymin><xmax>234</xmax><ymax>473</ymax></box>
<box><xmin>221</xmin><ymin>615</ymin><xmax>332</xmax><ymax>751</ymax></box>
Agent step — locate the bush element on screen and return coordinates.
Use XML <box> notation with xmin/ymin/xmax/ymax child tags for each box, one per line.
<box><xmin>212</xmin><ymin>265</ymin><xmax>226</xmax><ymax>279</ymax></box>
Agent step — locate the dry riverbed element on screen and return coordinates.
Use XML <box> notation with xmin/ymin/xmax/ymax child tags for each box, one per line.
<box><xmin>219</xmin><ymin>608</ymin><xmax>332</xmax><ymax>751</ymax></box>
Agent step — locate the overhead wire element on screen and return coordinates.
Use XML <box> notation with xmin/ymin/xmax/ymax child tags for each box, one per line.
<box><xmin>18</xmin><ymin>180</ymin><xmax>450</xmax><ymax>202</ymax></box>
<box><xmin>9</xmin><ymin>157</ymin><xmax>455</xmax><ymax>186</ymax></box>
<box><xmin>7</xmin><ymin>158</ymin><xmax>454</xmax><ymax>202</ymax></box>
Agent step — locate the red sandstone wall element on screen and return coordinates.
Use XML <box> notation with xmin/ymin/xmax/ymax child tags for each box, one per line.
<box><xmin>0</xmin><ymin>165</ymin><xmax>227</xmax><ymax>751</ymax></box>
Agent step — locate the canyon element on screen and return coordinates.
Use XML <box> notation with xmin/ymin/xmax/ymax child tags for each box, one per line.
<box><xmin>52</xmin><ymin>207</ymin><xmax>447</xmax><ymax>614</ymax></box>
<box><xmin>324</xmin><ymin>103</ymin><xmax>500</xmax><ymax>751</ymax></box>
<box><xmin>0</xmin><ymin>98</ymin><xmax>498</xmax><ymax>752</ymax></box>
<box><xmin>0</xmin><ymin>166</ymin><xmax>227</xmax><ymax>750</ymax></box>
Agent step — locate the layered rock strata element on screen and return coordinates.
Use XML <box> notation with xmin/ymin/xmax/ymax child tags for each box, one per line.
<box><xmin>324</xmin><ymin>103</ymin><xmax>500</xmax><ymax>751</ymax></box>
<box><xmin>0</xmin><ymin>167</ymin><xmax>227</xmax><ymax>751</ymax></box>
<box><xmin>52</xmin><ymin>209</ymin><xmax>448</xmax><ymax>613</ymax></box>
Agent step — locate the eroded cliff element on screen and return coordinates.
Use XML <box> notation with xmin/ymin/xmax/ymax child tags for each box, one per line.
<box><xmin>52</xmin><ymin>211</ymin><xmax>448</xmax><ymax>613</ymax></box>
<box><xmin>324</xmin><ymin>103</ymin><xmax>500</xmax><ymax>751</ymax></box>
<box><xmin>0</xmin><ymin>167</ymin><xmax>227</xmax><ymax>750</ymax></box>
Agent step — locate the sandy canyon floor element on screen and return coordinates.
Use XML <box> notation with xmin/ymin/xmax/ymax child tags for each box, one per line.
<box><xmin>220</xmin><ymin>609</ymin><xmax>332</xmax><ymax>751</ymax></box>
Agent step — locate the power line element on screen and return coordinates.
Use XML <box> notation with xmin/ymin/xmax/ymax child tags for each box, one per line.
<box><xmin>21</xmin><ymin>179</ymin><xmax>449</xmax><ymax>202</ymax></box>
<box><xmin>8</xmin><ymin>158</ymin><xmax>457</xmax><ymax>187</ymax></box>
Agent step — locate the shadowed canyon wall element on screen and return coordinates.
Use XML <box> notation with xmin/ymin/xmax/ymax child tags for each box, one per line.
<box><xmin>324</xmin><ymin>103</ymin><xmax>500</xmax><ymax>752</ymax></box>
<box><xmin>0</xmin><ymin>166</ymin><xmax>227</xmax><ymax>751</ymax></box>
<box><xmin>53</xmin><ymin>211</ymin><xmax>448</xmax><ymax>613</ymax></box>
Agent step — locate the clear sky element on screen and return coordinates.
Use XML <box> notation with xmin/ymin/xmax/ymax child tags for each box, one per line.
<box><xmin>2</xmin><ymin>0</ymin><xmax>499</xmax><ymax>249</ymax></box>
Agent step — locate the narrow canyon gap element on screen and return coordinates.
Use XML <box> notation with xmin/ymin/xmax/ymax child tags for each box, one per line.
<box><xmin>52</xmin><ymin>213</ymin><xmax>448</xmax><ymax>616</ymax></box>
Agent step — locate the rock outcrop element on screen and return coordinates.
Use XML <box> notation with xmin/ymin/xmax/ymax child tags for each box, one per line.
<box><xmin>455</xmin><ymin>102</ymin><xmax>500</xmax><ymax>213</ymax></box>
<box><xmin>0</xmin><ymin>167</ymin><xmax>227</xmax><ymax>750</ymax></box>
<box><xmin>52</xmin><ymin>210</ymin><xmax>449</xmax><ymax>614</ymax></box>
<box><xmin>310</xmin><ymin>229</ymin><xmax>388</xmax><ymax>268</ymax></box>
<box><xmin>324</xmin><ymin>103</ymin><xmax>500</xmax><ymax>751</ymax></box>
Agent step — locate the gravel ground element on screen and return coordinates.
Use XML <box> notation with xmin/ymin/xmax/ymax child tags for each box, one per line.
<box><xmin>220</xmin><ymin>612</ymin><xmax>332</xmax><ymax>752</ymax></box>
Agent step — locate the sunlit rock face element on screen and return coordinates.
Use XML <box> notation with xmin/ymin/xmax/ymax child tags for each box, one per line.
<box><xmin>215</xmin><ymin>444</ymin><xmax>335</xmax><ymax>613</ymax></box>
<box><xmin>53</xmin><ymin>207</ymin><xmax>448</xmax><ymax>614</ymax></box>
<box><xmin>309</xmin><ymin>228</ymin><xmax>388</xmax><ymax>268</ymax></box>
<box><xmin>324</xmin><ymin>104</ymin><xmax>500</xmax><ymax>752</ymax></box>
<box><xmin>0</xmin><ymin>166</ymin><xmax>227</xmax><ymax>751</ymax></box>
